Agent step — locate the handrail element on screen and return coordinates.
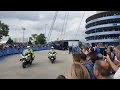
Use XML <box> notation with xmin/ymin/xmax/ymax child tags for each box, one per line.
<box><xmin>86</xmin><ymin>15</ymin><xmax>120</xmax><ymax>25</ymax></box>
<box><xmin>86</xmin><ymin>23</ymin><xmax>120</xmax><ymax>32</ymax></box>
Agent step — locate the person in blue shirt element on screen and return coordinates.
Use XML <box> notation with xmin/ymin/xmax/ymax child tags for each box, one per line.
<box><xmin>72</xmin><ymin>52</ymin><xmax>96</xmax><ymax>79</ymax></box>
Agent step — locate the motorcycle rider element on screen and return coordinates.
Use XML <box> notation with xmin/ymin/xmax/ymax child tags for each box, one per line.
<box><xmin>48</xmin><ymin>46</ymin><xmax>57</xmax><ymax>59</ymax></box>
<box><xmin>21</xmin><ymin>46</ymin><xmax>35</xmax><ymax>62</ymax></box>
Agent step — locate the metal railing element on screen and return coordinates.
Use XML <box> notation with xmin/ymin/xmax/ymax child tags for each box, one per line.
<box><xmin>86</xmin><ymin>15</ymin><xmax>120</xmax><ymax>25</ymax></box>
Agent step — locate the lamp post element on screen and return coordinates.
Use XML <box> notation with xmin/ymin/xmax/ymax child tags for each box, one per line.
<box><xmin>22</xmin><ymin>27</ymin><xmax>26</xmax><ymax>44</ymax></box>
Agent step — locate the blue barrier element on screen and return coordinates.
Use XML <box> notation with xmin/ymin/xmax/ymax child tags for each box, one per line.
<box><xmin>0</xmin><ymin>50</ymin><xmax>3</xmax><ymax>57</ymax></box>
<box><xmin>0</xmin><ymin>46</ymin><xmax>50</xmax><ymax>58</ymax></box>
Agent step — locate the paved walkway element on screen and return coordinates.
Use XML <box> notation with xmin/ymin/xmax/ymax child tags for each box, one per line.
<box><xmin>0</xmin><ymin>50</ymin><xmax>73</xmax><ymax>79</ymax></box>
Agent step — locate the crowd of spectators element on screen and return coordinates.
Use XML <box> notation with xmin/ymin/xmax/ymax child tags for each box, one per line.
<box><xmin>0</xmin><ymin>43</ymin><xmax>49</xmax><ymax>50</ymax></box>
<box><xmin>57</xmin><ymin>42</ymin><xmax>120</xmax><ymax>79</ymax></box>
<box><xmin>0</xmin><ymin>43</ymin><xmax>50</xmax><ymax>57</ymax></box>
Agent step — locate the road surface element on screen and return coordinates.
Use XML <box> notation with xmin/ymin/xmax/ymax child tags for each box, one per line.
<box><xmin>0</xmin><ymin>50</ymin><xmax>73</xmax><ymax>79</ymax></box>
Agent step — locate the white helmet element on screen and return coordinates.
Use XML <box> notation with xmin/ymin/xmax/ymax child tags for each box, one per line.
<box><xmin>51</xmin><ymin>46</ymin><xmax>54</xmax><ymax>49</ymax></box>
<box><xmin>27</xmin><ymin>46</ymin><xmax>30</xmax><ymax>48</ymax></box>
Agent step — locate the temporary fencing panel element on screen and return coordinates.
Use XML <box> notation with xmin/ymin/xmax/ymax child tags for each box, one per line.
<box><xmin>0</xmin><ymin>46</ymin><xmax>50</xmax><ymax>58</ymax></box>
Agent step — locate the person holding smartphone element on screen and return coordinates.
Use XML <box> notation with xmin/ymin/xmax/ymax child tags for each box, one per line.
<box><xmin>106</xmin><ymin>45</ymin><xmax>120</xmax><ymax>79</ymax></box>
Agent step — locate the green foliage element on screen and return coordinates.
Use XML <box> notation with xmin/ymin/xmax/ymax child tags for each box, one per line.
<box><xmin>6</xmin><ymin>37</ymin><xmax>14</xmax><ymax>45</ymax></box>
<box><xmin>30</xmin><ymin>34</ymin><xmax>46</xmax><ymax>45</ymax></box>
<box><xmin>32</xmin><ymin>34</ymin><xmax>37</xmax><ymax>39</ymax></box>
<box><xmin>0</xmin><ymin>21</ymin><xmax>9</xmax><ymax>39</ymax></box>
<box><xmin>79</xmin><ymin>41</ymin><xmax>82</xmax><ymax>47</ymax></box>
<box><xmin>29</xmin><ymin>37</ymin><xmax>33</xmax><ymax>41</ymax></box>
<box><xmin>28</xmin><ymin>40</ymin><xmax>32</xmax><ymax>45</ymax></box>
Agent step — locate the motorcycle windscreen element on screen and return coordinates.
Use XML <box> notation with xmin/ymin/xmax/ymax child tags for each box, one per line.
<box><xmin>22</xmin><ymin>50</ymin><xmax>27</xmax><ymax>56</ymax></box>
<box><xmin>26</xmin><ymin>56</ymin><xmax>31</xmax><ymax>61</ymax></box>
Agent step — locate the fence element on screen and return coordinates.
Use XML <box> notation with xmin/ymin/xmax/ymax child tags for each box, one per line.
<box><xmin>0</xmin><ymin>46</ymin><xmax>51</xmax><ymax>58</ymax></box>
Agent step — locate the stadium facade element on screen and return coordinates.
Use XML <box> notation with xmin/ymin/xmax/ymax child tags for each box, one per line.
<box><xmin>85</xmin><ymin>11</ymin><xmax>120</xmax><ymax>46</ymax></box>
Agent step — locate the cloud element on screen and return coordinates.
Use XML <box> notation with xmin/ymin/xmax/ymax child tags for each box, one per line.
<box><xmin>0</xmin><ymin>11</ymin><xmax>96</xmax><ymax>42</ymax></box>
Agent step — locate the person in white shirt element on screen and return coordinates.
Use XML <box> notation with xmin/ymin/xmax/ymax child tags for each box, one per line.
<box><xmin>106</xmin><ymin>45</ymin><xmax>120</xmax><ymax>79</ymax></box>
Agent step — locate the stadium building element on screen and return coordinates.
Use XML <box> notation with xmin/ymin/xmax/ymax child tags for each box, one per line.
<box><xmin>85</xmin><ymin>11</ymin><xmax>120</xmax><ymax>46</ymax></box>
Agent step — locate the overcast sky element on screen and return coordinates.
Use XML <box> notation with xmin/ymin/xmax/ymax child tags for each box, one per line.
<box><xmin>0</xmin><ymin>11</ymin><xmax>96</xmax><ymax>42</ymax></box>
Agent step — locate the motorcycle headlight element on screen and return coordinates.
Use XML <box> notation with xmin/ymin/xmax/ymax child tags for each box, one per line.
<box><xmin>50</xmin><ymin>54</ymin><xmax>53</xmax><ymax>56</ymax></box>
<box><xmin>22</xmin><ymin>56</ymin><xmax>25</xmax><ymax>58</ymax></box>
<box><xmin>25</xmin><ymin>56</ymin><xmax>28</xmax><ymax>58</ymax></box>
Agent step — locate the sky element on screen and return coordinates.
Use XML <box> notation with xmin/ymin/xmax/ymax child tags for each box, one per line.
<box><xmin>0</xmin><ymin>11</ymin><xmax>96</xmax><ymax>42</ymax></box>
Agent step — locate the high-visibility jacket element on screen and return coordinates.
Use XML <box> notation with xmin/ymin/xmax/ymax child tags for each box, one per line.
<box><xmin>48</xmin><ymin>50</ymin><xmax>56</xmax><ymax>54</ymax></box>
<box><xmin>26</xmin><ymin>48</ymin><xmax>33</xmax><ymax>54</ymax></box>
<box><xmin>22</xmin><ymin>48</ymin><xmax>35</xmax><ymax>59</ymax></box>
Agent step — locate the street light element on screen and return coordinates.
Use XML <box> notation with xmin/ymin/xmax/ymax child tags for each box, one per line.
<box><xmin>22</xmin><ymin>27</ymin><xmax>26</xmax><ymax>44</ymax></box>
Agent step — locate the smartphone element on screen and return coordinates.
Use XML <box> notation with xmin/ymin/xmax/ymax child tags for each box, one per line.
<box><xmin>103</xmin><ymin>56</ymin><xmax>107</xmax><ymax>61</ymax></box>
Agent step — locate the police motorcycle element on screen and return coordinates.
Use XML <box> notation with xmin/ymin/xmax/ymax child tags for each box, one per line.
<box><xmin>20</xmin><ymin>50</ymin><xmax>34</xmax><ymax>68</ymax></box>
<box><xmin>48</xmin><ymin>47</ymin><xmax>57</xmax><ymax>64</ymax></box>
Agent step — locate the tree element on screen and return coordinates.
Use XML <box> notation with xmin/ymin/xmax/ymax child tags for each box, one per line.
<box><xmin>32</xmin><ymin>34</ymin><xmax>37</xmax><ymax>39</ymax></box>
<box><xmin>6</xmin><ymin>37</ymin><xmax>14</xmax><ymax>45</ymax></box>
<box><xmin>28</xmin><ymin>40</ymin><xmax>32</xmax><ymax>45</ymax></box>
<box><xmin>30</xmin><ymin>33</ymin><xmax>46</xmax><ymax>45</ymax></box>
<box><xmin>36</xmin><ymin>34</ymin><xmax>46</xmax><ymax>44</ymax></box>
<box><xmin>79</xmin><ymin>41</ymin><xmax>83</xmax><ymax>47</ymax></box>
<box><xmin>57</xmin><ymin>38</ymin><xmax>59</xmax><ymax>41</ymax></box>
<box><xmin>0</xmin><ymin>21</ymin><xmax>9</xmax><ymax>40</ymax></box>
<box><xmin>29</xmin><ymin>37</ymin><xmax>33</xmax><ymax>41</ymax></box>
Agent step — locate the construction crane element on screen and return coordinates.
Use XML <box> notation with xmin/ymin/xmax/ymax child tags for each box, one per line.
<box><xmin>62</xmin><ymin>11</ymin><xmax>69</xmax><ymax>40</ymax></box>
<box><xmin>59</xmin><ymin>11</ymin><xmax>69</xmax><ymax>40</ymax></box>
<box><xmin>47</xmin><ymin>11</ymin><xmax>58</xmax><ymax>42</ymax></box>
<box><xmin>74</xmin><ymin>11</ymin><xmax>85</xmax><ymax>40</ymax></box>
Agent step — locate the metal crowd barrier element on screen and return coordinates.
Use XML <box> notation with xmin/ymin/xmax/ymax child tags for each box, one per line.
<box><xmin>0</xmin><ymin>46</ymin><xmax>51</xmax><ymax>58</ymax></box>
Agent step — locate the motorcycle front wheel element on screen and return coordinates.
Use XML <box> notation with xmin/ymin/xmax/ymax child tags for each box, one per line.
<box><xmin>29</xmin><ymin>60</ymin><xmax>33</xmax><ymax>65</ymax></box>
<box><xmin>22</xmin><ymin>62</ymin><xmax>27</xmax><ymax>68</ymax></box>
<box><xmin>51</xmin><ymin>59</ymin><xmax>55</xmax><ymax>64</ymax></box>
